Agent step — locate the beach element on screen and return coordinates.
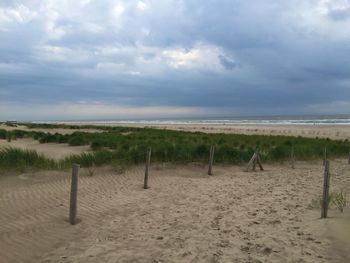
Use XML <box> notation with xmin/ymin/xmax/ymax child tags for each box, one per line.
<box><xmin>0</xmin><ymin>123</ymin><xmax>349</xmax><ymax>262</ymax></box>
<box><xmin>103</xmin><ymin>123</ymin><xmax>350</xmax><ymax>141</ymax></box>
<box><xmin>0</xmin><ymin>160</ymin><xmax>349</xmax><ymax>263</ymax></box>
<box><xmin>2</xmin><ymin>0</ymin><xmax>349</xmax><ymax>262</ymax></box>
<box><xmin>3</xmin><ymin>122</ymin><xmax>350</xmax><ymax>140</ymax></box>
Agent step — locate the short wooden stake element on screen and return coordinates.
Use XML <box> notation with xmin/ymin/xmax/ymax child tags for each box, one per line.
<box><xmin>143</xmin><ymin>148</ymin><xmax>152</xmax><ymax>189</ymax></box>
<box><xmin>323</xmin><ymin>147</ymin><xmax>327</xmax><ymax>166</ymax></box>
<box><xmin>321</xmin><ymin>160</ymin><xmax>331</xmax><ymax>219</ymax></box>
<box><xmin>291</xmin><ymin>146</ymin><xmax>295</xmax><ymax>169</ymax></box>
<box><xmin>256</xmin><ymin>153</ymin><xmax>264</xmax><ymax>171</ymax></box>
<box><xmin>252</xmin><ymin>153</ymin><xmax>257</xmax><ymax>171</ymax></box>
<box><xmin>246</xmin><ymin>150</ymin><xmax>263</xmax><ymax>172</ymax></box>
<box><xmin>208</xmin><ymin>145</ymin><xmax>215</xmax><ymax>175</ymax></box>
<box><xmin>69</xmin><ymin>164</ymin><xmax>80</xmax><ymax>225</ymax></box>
<box><xmin>246</xmin><ymin>152</ymin><xmax>257</xmax><ymax>172</ymax></box>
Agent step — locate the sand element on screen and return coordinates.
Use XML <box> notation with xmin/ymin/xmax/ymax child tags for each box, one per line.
<box><xmin>2</xmin><ymin>122</ymin><xmax>350</xmax><ymax>140</ymax></box>
<box><xmin>0</xmin><ymin>160</ymin><xmax>349</xmax><ymax>263</ymax></box>
<box><xmin>0</xmin><ymin>138</ymin><xmax>90</xmax><ymax>159</ymax></box>
<box><xmin>0</xmin><ymin>123</ymin><xmax>101</xmax><ymax>135</ymax></box>
<box><xmin>104</xmin><ymin>123</ymin><xmax>350</xmax><ymax>141</ymax></box>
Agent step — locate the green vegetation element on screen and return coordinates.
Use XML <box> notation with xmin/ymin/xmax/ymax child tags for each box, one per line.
<box><xmin>307</xmin><ymin>196</ymin><xmax>322</xmax><ymax>210</ymax></box>
<box><xmin>0</xmin><ymin>123</ymin><xmax>350</xmax><ymax>171</ymax></box>
<box><xmin>0</xmin><ymin>148</ymin><xmax>56</xmax><ymax>171</ymax></box>
<box><xmin>307</xmin><ymin>191</ymin><xmax>347</xmax><ymax>212</ymax></box>
<box><xmin>332</xmin><ymin>191</ymin><xmax>347</xmax><ymax>212</ymax></box>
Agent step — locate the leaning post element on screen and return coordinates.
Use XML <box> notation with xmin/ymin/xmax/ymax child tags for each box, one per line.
<box><xmin>246</xmin><ymin>152</ymin><xmax>257</xmax><ymax>172</ymax></box>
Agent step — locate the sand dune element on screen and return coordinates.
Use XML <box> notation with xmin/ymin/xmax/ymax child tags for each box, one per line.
<box><xmin>0</xmin><ymin>161</ymin><xmax>349</xmax><ymax>262</ymax></box>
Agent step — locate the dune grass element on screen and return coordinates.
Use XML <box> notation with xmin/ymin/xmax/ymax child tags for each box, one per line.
<box><xmin>0</xmin><ymin>148</ymin><xmax>57</xmax><ymax>171</ymax></box>
<box><xmin>0</xmin><ymin>124</ymin><xmax>349</xmax><ymax>171</ymax></box>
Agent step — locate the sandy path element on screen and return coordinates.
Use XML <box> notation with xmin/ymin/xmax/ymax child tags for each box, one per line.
<box><xmin>0</xmin><ymin>138</ymin><xmax>90</xmax><ymax>159</ymax></box>
<box><xmin>0</xmin><ymin>161</ymin><xmax>349</xmax><ymax>263</ymax></box>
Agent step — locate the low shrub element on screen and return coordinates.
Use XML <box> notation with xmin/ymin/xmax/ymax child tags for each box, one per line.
<box><xmin>68</xmin><ymin>136</ymin><xmax>88</xmax><ymax>146</ymax></box>
<box><xmin>0</xmin><ymin>129</ymin><xmax>7</xmax><ymax>139</ymax></box>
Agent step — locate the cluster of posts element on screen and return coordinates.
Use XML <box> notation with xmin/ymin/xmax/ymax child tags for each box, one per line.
<box><xmin>68</xmin><ymin>145</ymin><xmax>349</xmax><ymax>224</ymax></box>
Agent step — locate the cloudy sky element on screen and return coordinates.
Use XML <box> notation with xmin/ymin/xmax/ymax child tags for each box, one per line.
<box><xmin>1</xmin><ymin>0</ymin><xmax>350</xmax><ymax>120</ymax></box>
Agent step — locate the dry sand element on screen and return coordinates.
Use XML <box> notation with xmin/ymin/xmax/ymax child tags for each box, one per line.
<box><xmin>0</xmin><ymin>160</ymin><xmax>349</xmax><ymax>263</ymax></box>
<box><xmin>0</xmin><ymin>138</ymin><xmax>90</xmax><ymax>159</ymax></box>
<box><xmin>0</xmin><ymin>123</ymin><xmax>101</xmax><ymax>135</ymax></box>
<box><xmin>106</xmin><ymin>123</ymin><xmax>350</xmax><ymax>140</ymax></box>
<box><xmin>3</xmin><ymin>122</ymin><xmax>350</xmax><ymax>140</ymax></box>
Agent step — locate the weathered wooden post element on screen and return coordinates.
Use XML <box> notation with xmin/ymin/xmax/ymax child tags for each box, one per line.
<box><xmin>246</xmin><ymin>149</ymin><xmax>263</xmax><ymax>172</ymax></box>
<box><xmin>256</xmin><ymin>152</ymin><xmax>264</xmax><ymax>171</ymax></box>
<box><xmin>291</xmin><ymin>146</ymin><xmax>295</xmax><ymax>169</ymax></box>
<box><xmin>143</xmin><ymin>147</ymin><xmax>152</xmax><ymax>189</ymax></box>
<box><xmin>208</xmin><ymin>145</ymin><xmax>215</xmax><ymax>175</ymax></box>
<box><xmin>321</xmin><ymin>160</ymin><xmax>331</xmax><ymax>219</ymax></box>
<box><xmin>246</xmin><ymin>152</ymin><xmax>257</xmax><ymax>172</ymax></box>
<box><xmin>323</xmin><ymin>147</ymin><xmax>327</xmax><ymax>166</ymax></box>
<box><xmin>69</xmin><ymin>163</ymin><xmax>80</xmax><ymax>225</ymax></box>
<box><xmin>252</xmin><ymin>150</ymin><xmax>257</xmax><ymax>171</ymax></box>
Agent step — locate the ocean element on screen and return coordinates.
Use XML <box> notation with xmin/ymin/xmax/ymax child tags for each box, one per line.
<box><xmin>45</xmin><ymin>115</ymin><xmax>350</xmax><ymax>125</ymax></box>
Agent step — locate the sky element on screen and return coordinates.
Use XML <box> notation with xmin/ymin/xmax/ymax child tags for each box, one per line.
<box><xmin>0</xmin><ymin>0</ymin><xmax>350</xmax><ymax>120</ymax></box>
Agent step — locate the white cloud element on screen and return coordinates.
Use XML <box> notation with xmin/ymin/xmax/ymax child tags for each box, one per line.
<box><xmin>82</xmin><ymin>22</ymin><xmax>104</xmax><ymax>33</ymax></box>
<box><xmin>160</xmin><ymin>44</ymin><xmax>235</xmax><ymax>72</ymax></box>
<box><xmin>137</xmin><ymin>1</ymin><xmax>147</xmax><ymax>11</ymax></box>
<box><xmin>293</xmin><ymin>0</ymin><xmax>350</xmax><ymax>39</ymax></box>
<box><xmin>92</xmin><ymin>43</ymin><xmax>235</xmax><ymax>74</ymax></box>
<box><xmin>95</xmin><ymin>62</ymin><xmax>125</xmax><ymax>71</ymax></box>
<box><xmin>112</xmin><ymin>2</ymin><xmax>125</xmax><ymax>17</ymax></box>
<box><xmin>0</xmin><ymin>4</ymin><xmax>37</xmax><ymax>24</ymax></box>
<box><xmin>35</xmin><ymin>46</ymin><xmax>92</xmax><ymax>65</ymax></box>
<box><xmin>80</xmin><ymin>0</ymin><xmax>92</xmax><ymax>6</ymax></box>
<box><xmin>45</xmin><ymin>20</ymin><xmax>66</xmax><ymax>40</ymax></box>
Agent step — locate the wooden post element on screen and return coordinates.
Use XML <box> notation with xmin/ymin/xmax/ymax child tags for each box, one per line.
<box><xmin>246</xmin><ymin>153</ymin><xmax>257</xmax><ymax>172</ymax></box>
<box><xmin>291</xmin><ymin>146</ymin><xmax>295</xmax><ymax>169</ymax></box>
<box><xmin>246</xmin><ymin>150</ymin><xmax>264</xmax><ymax>172</ymax></box>
<box><xmin>348</xmin><ymin>151</ymin><xmax>350</xmax><ymax>164</ymax></box>
<box><xmin>321</xmin><ymin>160</ymin><xmax>331</xmax><ymax>219</ymax></box>
<box><xmin>256</xmin><ymin>153</ymin><xmax>264</xmax><ymax>171</ymax></box>
<box><xmin>143</xmin><ymin>148</ymin><xmax>152</xmax><ymax>189</ymax></box>
<box><xmin>252</xmin><ymin>150</ymin><xmax>257</xmax><ymax>171</ymax></box>
<box><xmin>69</xmin><ymin>164</ymin><xmax>80</xmax><ymax>225</ymax></box>
<box><xmin>323</xmin><ymin>147</ymin><xmax>327</xmax><ymax>166</ymax></box>
<box><xmin>208</xmin><ymin>145</ymin><xmax>214</xmax><ymax>175</ymax></box>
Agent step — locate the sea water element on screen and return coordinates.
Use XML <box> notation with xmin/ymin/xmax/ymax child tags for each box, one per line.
<box><xmin>43</xmin><ymin>115</ymin><xmax>350</xmax><ymax>125</ymax></box>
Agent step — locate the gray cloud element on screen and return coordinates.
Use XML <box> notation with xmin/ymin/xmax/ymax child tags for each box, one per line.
<box><xmin>0</xmin><ymin>0</ymin><xmax>350</xmax><ymax>120</ymax></box>
<box><xmin>328</xmin><ymin>7</ymin><xmax>350</xmax><ymax>21</ymax></box>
